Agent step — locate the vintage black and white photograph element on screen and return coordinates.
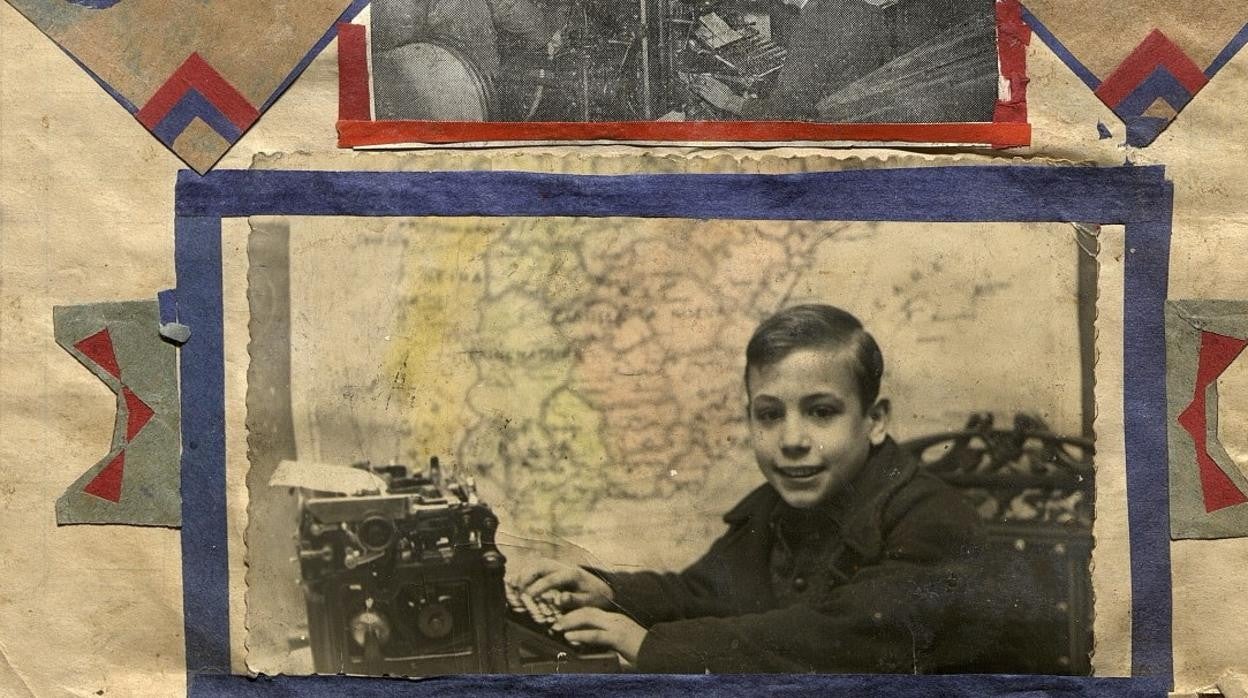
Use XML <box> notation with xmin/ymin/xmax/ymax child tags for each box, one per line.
<box><xmin>368</xmin><ymin>0</ymin><xmax>1003</xmax><ymax>122</ymax></box>
<box><xmin>236</xmin><ymin>216</ymin><xmax>1102</xmax><ymax>677</ymax></box>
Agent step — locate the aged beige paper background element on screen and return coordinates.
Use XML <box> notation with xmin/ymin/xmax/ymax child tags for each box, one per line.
<box><xmin>2</xmin><ymin>2</ymin><xmax>1247</xmax><ymax>694</ymax></box>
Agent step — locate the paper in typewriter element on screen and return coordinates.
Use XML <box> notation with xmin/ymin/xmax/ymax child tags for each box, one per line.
<box><xmin>233</xmin><ymin>215</ymin><xmax>1128</xmax><ymax>676</ymax></box>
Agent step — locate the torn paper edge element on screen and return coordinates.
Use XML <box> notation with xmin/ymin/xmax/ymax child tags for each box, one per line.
<box><xmin>1088</xmin><ymin>223</ymin><xmax>1133</xmax><ymax>677</ymax></box>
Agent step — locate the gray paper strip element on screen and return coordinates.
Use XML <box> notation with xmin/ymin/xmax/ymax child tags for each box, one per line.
<box><xmin>1166</xmin><ymin>300</ymin><xmax>1248</xmax><ymax>539</ymax></box>
<box><xmin>53</xmin><ymin>300</ymin><xmax>181</xmax><ymax>527</ymax></box>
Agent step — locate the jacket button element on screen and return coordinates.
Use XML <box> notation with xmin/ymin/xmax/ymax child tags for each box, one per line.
<box><xmin>792</xmin><ymin>577</ymin><xmax>807</xmax><ymax>592</ymax></box>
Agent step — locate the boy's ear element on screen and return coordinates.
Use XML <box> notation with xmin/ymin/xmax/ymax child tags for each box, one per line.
<box><xmin>866</xmin><ymin>398</ymin><xmax>891</xmax><ymax>446</ymax></box>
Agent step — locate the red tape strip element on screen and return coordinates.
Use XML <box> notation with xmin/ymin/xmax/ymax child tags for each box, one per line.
<box><xmin>338</xmin><ymin>120</ymin><xmax>1031</xmax><ymax>148</ymax></box>
<box><xmin>994</xmin><ymin>0</ymin><xmax>1031</xmax><ymax>124</ymax></box>
<box><xmin>338</xmin><ymin>23</ymin><xmax>371</xmax><ymax>122</ymax></box>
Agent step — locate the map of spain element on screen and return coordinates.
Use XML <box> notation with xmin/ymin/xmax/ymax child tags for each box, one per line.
<box><xmin>277</xmin><ymin>216</ymin><xmax>1083</xmax><ymax>569</ymax></box>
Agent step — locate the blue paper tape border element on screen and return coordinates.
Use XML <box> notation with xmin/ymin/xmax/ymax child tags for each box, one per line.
<box><xmin>1020</xmin><ymin>7</ymin><xmax>1102</xmax><ymax>91</ymax></box>
<box><xmin>1206</xmin><ymin>22</ymin><xmax>1248</xmax><ymax>79</ymax></box>
<box><xmin>174</xmin><ymin>165</ymin><xmax>1174</xmax><ymax>696</ymax></box>
<box><xmin>158</xmin><ymin>288</ymin><xmax>179</xmax><ymax>325</ymax></box>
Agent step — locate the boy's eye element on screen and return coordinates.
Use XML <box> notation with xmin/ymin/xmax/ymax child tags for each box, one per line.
<box><xmin>753</xmin><ymin>407</ymin><xmax>783</xmax><ymax>423</ymax></box>
<box><xmin>808</xmin><ymin>404</ymin><xmax>841</xmax><ymax>420</ymax></box>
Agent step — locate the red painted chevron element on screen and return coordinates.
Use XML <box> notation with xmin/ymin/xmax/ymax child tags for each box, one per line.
<box><xmin>136</xmin><ymin>53</ymin><xmax>260</xmax><ymax>131</ymax></box>
<box><xmin>123</xmin><ymin>387</ymin><xmax>155</xmax><ymax>441</ymax></box>
<box><xmin>1176</xmin><ymin>331</ymin><xmax>1248</xmax><ymax>512</ymax></box>
<box><xmin>1095</xmin><ymin>29</ymin><xmax>1209</xmax><ymax>108</ymax></box>
<box><xmin>83</xmin><ymin>451</ymin><xmax>126</xmax><ymax>503</ymax></box>
<box><xmin>73</xmin><ymin>328</ymin><xmax>121</xmax><ymax>380</ymax></box>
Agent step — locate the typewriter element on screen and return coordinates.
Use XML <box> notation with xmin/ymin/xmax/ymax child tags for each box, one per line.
<box><xmin>669</xmin><ymin>5</ymin><xmax>788</xmax><ymax>117</ymax></box>
<box><xmin>289</xmin><ymin>457</ymin><xmax>619</xmax><ymax>675</ymax></box>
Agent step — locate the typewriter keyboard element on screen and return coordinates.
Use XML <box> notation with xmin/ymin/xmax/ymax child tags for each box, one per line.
<box><xmin>504</xmin><ymin>582</ymin><xmax>564</xmax><ymax>627</ymax></box>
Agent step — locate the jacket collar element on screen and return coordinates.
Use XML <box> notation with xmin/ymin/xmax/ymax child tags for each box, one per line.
<box><xmin>723</xmin><ymin>437</ymin><xmax>918</xmax><ymax>559</ymax></box>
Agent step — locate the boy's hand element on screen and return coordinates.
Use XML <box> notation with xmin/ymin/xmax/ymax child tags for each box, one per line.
<box><xmin>553</xmin><ymin>608</ymin><xmax>647</xmax><ymax>664</ymax></box>
<box><xmin>506</xmin><ymin>557</ymin><xmax>615</xmax><ymax>610</ymax></box>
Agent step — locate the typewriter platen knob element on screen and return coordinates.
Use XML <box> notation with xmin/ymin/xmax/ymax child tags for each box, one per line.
<box><xmin>358</xmin><ymin>515</ymin><xmax>396</xmax><ymax>551</ymax></box>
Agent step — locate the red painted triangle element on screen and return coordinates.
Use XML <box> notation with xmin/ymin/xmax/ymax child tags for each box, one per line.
<box><xmin>1200</xmin><ymin>454</ymin><xmax>1248</xmax><ymax>512</ymax></box>
<box><xmin>83</xmin><ymin>451</ymin><xmax>125</xmax><ymax>503</ymax></box>
<box><xmin>1176</xmin><ymin>398</ymin><xmax>1203</xmax><ymax>433</ymax></box>
<box><xmin>73</xmin><ymin>328</ymin><xmax>121</xmax><ymax>380</ymax></box>
<box><xmin>1196</xmin><ymin>332</ymin><xmax>1248</xmax><ymax>384</ymax></box>
<box><xmin>1183</xmin><ymin>396</ymin><xmax>1248</xmax><ymax>512</ymax></box>
<box><xmin>123</xmin><ymin>387</ymin><xmax>155</xmax><ymax>441</ymax></box>
<box><xmin>1177</xmin><ymin>331</ymin><xmax>1248</xmax><ymax>512</ymax></box>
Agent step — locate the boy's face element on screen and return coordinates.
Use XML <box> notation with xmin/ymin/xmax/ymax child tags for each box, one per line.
<box><xmin>746</xmin><ymin>347</ymin><xmax>889</xmax><ymax>510</ymax></box>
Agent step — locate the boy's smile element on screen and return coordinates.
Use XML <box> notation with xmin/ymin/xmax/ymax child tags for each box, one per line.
<box><xmin>747</xmin><ymin>348</ymin><xmax>889</xmax><ymax>509</ymax></box>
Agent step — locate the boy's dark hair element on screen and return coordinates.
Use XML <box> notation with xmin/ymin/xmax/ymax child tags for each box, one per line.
<box><xmin>745</xmin><ymin>304</ymin><xmax>884</xmax><ymax>409</ymax></box>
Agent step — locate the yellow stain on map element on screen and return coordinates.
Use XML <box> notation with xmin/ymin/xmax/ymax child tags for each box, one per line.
<box><xmin>381</xmin><ymin>221</ymin><xmax>492</xmax><ymax>461</ymax></box>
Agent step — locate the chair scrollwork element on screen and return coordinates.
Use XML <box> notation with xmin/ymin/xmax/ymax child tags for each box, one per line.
<box><xmin>905</xmin><ymin>413</ymin><xmax>1094</xmax><ymax>528</ymax></box>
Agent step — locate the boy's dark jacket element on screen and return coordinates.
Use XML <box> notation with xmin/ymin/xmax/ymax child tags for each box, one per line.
<box><xmin>597</xmin><ymin>438</ymin><xmax>1007</xmax><ymax>673</ymax></box>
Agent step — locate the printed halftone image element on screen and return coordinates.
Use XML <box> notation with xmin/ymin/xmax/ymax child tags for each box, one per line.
<box><xmin>369</xmin><ymin>0</ymin><xmax>1001</xmax><ymax>123</ymax></box>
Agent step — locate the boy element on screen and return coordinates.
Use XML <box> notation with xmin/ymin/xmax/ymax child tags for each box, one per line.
<box><xmin>507</xmin><ymin>304</ymin><xmax>997</xmax><ymax>673</ymax></box>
